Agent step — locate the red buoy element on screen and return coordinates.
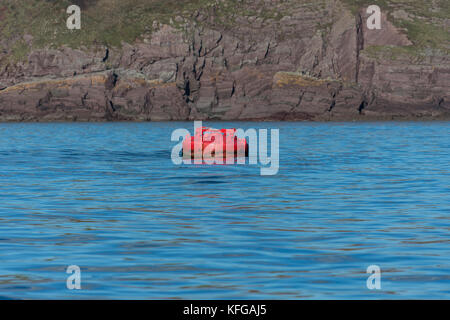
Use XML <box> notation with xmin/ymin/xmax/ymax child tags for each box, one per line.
<box><xmin>182</xmin><ymin>127</ymin><xmax>248</xmax><ymax>161</ymax></box>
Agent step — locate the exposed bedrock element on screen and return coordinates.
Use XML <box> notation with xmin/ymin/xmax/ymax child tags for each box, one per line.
<box><xmin>0</xmin><ymin>0</ymin><xmax>449</xmax><ymax>121</ymax></box>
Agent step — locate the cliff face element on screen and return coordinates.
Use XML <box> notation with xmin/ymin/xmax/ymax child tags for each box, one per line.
<box><xmin>0</xmin><ymin>0</ymin><xmax>448</xmax><ymax>121</ymax></box>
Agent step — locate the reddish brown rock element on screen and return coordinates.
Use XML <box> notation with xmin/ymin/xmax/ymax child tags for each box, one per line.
<box><xmin>0</xmin><ymin>0</ymin><xmax>448</xmax><ymax>121</ymax></box>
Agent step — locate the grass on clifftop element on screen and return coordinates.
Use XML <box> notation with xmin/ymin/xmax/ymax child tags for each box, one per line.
<box><xmin>342</xmin><ymin>0</ymin><xmax>449</xmax><ymax>55</ymax></box>
<box><xmin>1</xmin><ymin>0</ymin><xmax>215</xmax><ymax>49</ymax></box>
<box><xmin>0</xmin><ymin>0</ymin><xmax>292</xmax><ymax>59</ymax></box>
<box><xmin>0</xmin><ymin>0</ymin><xmax>448</xmax><ymax>64</ymax></box>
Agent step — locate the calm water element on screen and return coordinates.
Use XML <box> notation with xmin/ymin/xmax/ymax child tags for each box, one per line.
<box><xmin>0</xmin><ymin>122</ymin><xmax>449</xmax><ymax>299</ymax></box>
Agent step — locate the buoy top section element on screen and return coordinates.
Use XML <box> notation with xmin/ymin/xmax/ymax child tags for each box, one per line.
<box><xmin>194</xmin><ymin>127</ymin><xmax>237</xmax><ymax>139</ymax></box>
<box><xmin>182</xmin><ymin>127</ymin><xmax>249</xmax><ymax>159</ymax></box>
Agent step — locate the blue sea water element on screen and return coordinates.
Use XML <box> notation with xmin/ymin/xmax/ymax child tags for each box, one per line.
<box><xmin>0</xmin><ymin>121</ymin><xmax>449</xmax><ymax>299</ymax></box>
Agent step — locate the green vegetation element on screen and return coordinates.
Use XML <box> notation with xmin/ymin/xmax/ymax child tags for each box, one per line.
<box><xmin>396</xmin><ymin>18</ymin><xmax>449</xmax><ymax>49</ymax></box>
<box><xmin>363</xmin><ymin>45</ymin><xmax>425</xmax><ymax>61</ymax></box>
<box><xmin>1</xmin><ymin>0</ymin><xmax>211</xmax><ymax>49</ymax></box>
<box><xmin>342</xmin><ymin>0</ymin><xmax>449</xmax><ymax>20</ymax></box>
<box><xmin>9</xmin><ymin>39</ymin><xmax>30</xmax><ymax>63</ymax></box>
<box><xmin>0</xmin><ymin>0</ymin><xmax>448</xmax><ymax>63</ymax></box>
<box><xmin>342</xmin><ymin>0</ymin><xmax>449</xmax><ymax>55</ymax></box>
<box><xmin>0</xmin><ymin>0</ymin><xmax>293</xmax><ymax>51</ymax></box>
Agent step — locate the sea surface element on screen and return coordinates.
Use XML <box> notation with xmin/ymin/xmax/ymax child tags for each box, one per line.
<box><xmin>0</xmin><ymin>121</ymin><xmax>449</xmax><ymax>299</ymax></box>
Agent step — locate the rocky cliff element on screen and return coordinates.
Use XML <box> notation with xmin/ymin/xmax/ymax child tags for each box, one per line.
<box><xmin>0</xmin><ymin>0</ymin><xmax>448</xmax><ymax>121</ymax></box>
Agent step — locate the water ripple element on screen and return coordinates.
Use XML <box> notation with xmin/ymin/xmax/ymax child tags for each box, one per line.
<box><xmin>0</xmin><ymin>121</ymin><xmax>449</xmax><ymax>299</ymax></box>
